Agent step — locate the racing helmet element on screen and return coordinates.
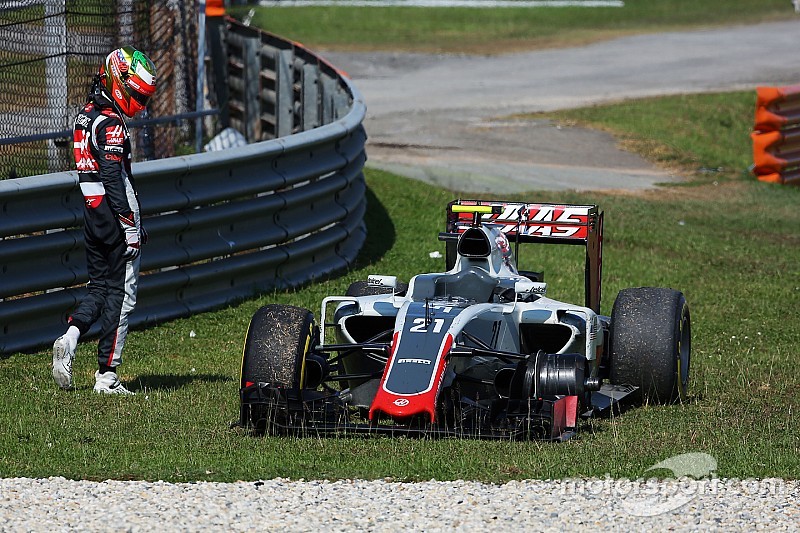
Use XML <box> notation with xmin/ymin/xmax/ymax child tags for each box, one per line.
<box><xmin>99</xmin><ymin>46</ymin><xmax>157</xmax><ymax>117</ymax></box>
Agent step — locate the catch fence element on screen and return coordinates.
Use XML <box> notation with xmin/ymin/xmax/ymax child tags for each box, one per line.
<box><xmin>0</xmin><ymin>0</ymin><xmax>200</xmax><ymax>178</ymax></box>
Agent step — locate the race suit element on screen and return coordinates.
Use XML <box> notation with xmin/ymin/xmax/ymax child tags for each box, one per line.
<box><xmin>70</xmin><ymin>92</ymin><xmax>142</xmax><ymax>370</ymax></box>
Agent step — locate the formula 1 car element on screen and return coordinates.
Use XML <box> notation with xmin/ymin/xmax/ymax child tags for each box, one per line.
<box><xmin>237</xmin><ymin>200</ymin><xmax>691</xmax><ymax>440</ymax></box>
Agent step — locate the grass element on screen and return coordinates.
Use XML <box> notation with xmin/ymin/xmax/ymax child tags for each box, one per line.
<box><xmin>229</xmin><ymin>0</ymin><xmax>795</xmax><ymax>53</ymax></box>
<box><xmin>535</xmin><ymin>91</ymin><xmax>761</xmax><ymax>181</ymax></box>
<box><xmin>1</xmin><ymin>88</ymin><xmax>799</xmax><ymax>482</ymax></box>
<box><xmin>3</xmin><ymin>1</ymin><xmax>800</xmax><ymax>481</ymax></box>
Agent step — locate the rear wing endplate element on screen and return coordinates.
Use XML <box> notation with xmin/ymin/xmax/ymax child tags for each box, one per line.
<box><xmin>440</xmin><ymin>200</ymin><xmax>604</xmax><ymax>313</ymax></box>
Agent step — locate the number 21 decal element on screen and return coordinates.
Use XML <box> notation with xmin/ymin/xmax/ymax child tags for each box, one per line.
<box><xmin>409</xmin><ymin>318</ymin><xmax>445</xmax><ymax>333</ymax></box>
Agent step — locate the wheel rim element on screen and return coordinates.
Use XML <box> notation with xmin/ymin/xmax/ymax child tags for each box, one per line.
<box><xmin>677</xmin><ymin>307</ymin><xmax>691</xmax><ymax>400</ymax></box>
<box><xmin>298</xmin><ymin>326</ymin><xmax>313</xmax><ymax>389</ymax></box>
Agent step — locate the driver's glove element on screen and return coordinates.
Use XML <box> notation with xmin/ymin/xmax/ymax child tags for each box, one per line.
<box><xmin>118</xmin><ymin>212</ymin><xmax>140</xmax><ymax>261</ymax></box>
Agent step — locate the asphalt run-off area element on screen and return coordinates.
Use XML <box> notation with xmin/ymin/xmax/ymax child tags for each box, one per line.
<box><xmin>323</xmin><ymin>20</ymin><xmax>800</xmax><ymax>191</ymax></box>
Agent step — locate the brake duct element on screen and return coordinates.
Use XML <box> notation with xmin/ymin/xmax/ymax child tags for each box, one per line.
<box><xmin>494</xmin><ymin>351</ymin><xmax>600</xmax><ymax>400</ymax></box>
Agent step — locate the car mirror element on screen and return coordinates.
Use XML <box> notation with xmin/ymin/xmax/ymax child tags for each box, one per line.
<box><xmin>367</xmin><ymin>275</ymin><xmax>398</xmax><ymax>291</ymax></box>
<box><xmin>515</xmin><ymin>279</ymin><xmax>547</xmax><ymax>297</ymax></box>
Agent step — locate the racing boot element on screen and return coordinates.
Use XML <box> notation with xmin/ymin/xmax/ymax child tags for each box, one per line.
<box><xmin>94</xmin><ymin>370</ymin><xmax>134</xmax><ymax>395</ymax></box>
<box><xmin>52</xmin><ymin>335</ymin><xmax>76</xmax><ymax>389</ymax></box>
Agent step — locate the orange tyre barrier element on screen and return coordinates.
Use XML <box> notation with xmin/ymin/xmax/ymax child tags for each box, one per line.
<box><xmin>206</xmin><ymin>0</ymin><xmax>225</xmax><ymax>17</ymax></box>
<box><xmin>752</xmin><ymin>83</ymin><xmax>800</xmax><ymax>186</ymax></box>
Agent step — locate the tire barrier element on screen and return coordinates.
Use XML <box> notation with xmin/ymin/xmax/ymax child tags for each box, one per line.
<box><xmin>0</xmin><ymin>20</ymin><xmax>367</xmax><ymax>356</ymax></box>
<box><xmin>752</xmin><ymin>83</ymin><xmax>800</xmax><ymax>185</ymax></box>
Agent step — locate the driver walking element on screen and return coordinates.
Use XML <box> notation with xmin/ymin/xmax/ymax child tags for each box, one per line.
<box><xmin>52</xmin><ymin>46</ymin><xmax>156</xmax><ymax>394</ymax></box>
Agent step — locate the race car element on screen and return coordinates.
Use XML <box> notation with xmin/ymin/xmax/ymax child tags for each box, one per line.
<box><xmin>237</xmin><ymin>200</ymin><xmax>691</xmax><ymax>440</ymax></box>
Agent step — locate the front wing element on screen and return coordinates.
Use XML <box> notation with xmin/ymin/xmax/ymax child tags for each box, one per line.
<box><xmin>238</xmin><ymin>382</ymin><xmax>580</xmax><ymax>441</ymax></box>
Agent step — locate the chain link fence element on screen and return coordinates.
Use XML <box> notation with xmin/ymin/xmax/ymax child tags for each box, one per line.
<box><xmin>0</xmin><ymin>0</ymin><xmax>201</xmax><ymax>179</ymax></box>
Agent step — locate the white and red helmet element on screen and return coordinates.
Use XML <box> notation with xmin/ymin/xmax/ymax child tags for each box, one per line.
<box><xmin>99</xmin><ymin>46</ymin><xmax>156</xmax><ymax>117</ymax></box>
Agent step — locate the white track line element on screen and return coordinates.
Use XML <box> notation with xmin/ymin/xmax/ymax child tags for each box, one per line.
<box><xmin>258</xmin><ymin>0</ymin><xmax>624</xmax><ymax>8</ymax></box>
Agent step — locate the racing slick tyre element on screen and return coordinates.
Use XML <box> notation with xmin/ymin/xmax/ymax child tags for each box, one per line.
<box><xmin>609</xmin><ymin>287</ymin><xmax>691</xmax><ymax>405</ymax></box>
<box><xmin>346</xmin><ymin>280</ymin><xmax>408</xmax><ymax>297</ymax></box>
<box><xmin>240</xmin><ymin>304</ymin><xmax>317</xmax><ymax>431</ymax></box>
<box><xmin>241</xmin><ymin>304</ymin><xmax>316</xmax><ymax>389</ymax></box>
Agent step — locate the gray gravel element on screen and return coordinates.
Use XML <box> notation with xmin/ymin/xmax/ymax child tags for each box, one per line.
<box><xmin>1</xmin><ymin>477</ymin><xmax>797</xmax><ymax>531</ymax></box>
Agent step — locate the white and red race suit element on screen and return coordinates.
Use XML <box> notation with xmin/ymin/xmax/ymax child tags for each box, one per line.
<box><xmin>70</xmin><ymin>90</ymin><xmax>142</xmax><ymax>370</ymax></box>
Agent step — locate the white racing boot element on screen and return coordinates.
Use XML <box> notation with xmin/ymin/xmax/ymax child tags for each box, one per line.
<box><xmin>93</xmin><ymin>370</ymin><xmax>134</xmax><ymax>395</ymax></box>
<box><xmin>52</xmin><ymin>336</ymin><xmax>76</xmax><ymax>389</ymax></box>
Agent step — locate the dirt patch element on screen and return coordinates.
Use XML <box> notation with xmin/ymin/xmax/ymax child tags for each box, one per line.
<box><xmin>364</xmin><ymin>113</ymin><xmax>675</xmax><ymax>193</ymax></box>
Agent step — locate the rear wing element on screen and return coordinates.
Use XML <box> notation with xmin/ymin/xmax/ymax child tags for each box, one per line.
<box><xmin>439</xmin><ymin>200</ymin><xmax>604</xmax><ymax>313</ymax></box>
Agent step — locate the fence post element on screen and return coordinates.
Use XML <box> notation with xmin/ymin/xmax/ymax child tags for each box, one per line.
<box><xmin>302</xmin><ymin>64</ymin><xmax>320</xmax><ymax>131</ymax></box>
<box><xmin>44</xmin><ymin>0</ymin><xmax>67</xmax><ymax>173</ymax></box>
<box><xmin>276</xmin><ymin>48</ymin><xmax>294</xmax><ymax>137</ymax></box>
<box><xmin>320</xmin><ymin>76</ymin><xmax>337</xmax><ymax>125</ymax></box>
<box><xmin>195</xmin><ymin>1</ymin><xmax>207</xmax><ymax>153</ymax></box>
<box><xmin>207</xmin><ymin>15</ymin><xmax>230</xmax><ymax>129</ymax></box>
<box><xmin>243</xmin><ymin>36</ymin><xmax>261</xmax><ymax>142</ymax></box>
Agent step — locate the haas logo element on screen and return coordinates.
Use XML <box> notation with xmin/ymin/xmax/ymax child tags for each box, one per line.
<box><xmin>393</xmin><ymin>398</ymin><xmax>410</xmax><ymax>407</ymax></box>
<box><xmin>106</xmin><ymin>125</ymin><xmax>124</xmax><ymax>145</ymax></box>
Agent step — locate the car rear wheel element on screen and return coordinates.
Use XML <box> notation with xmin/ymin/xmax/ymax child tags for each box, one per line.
<box><xmin>609</xmin><ymin>287</ymin><xmax>691</xmax><ymax>405</ymax></box>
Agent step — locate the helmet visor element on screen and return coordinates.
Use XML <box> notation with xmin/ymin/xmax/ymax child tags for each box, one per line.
<box><xmin>128</xmin><ymin>86</ymin><xmax>150</xmax><ymax>108</ymax></box>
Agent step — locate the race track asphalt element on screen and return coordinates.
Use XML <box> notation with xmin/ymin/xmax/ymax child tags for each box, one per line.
<box><xmin>322</xmin><ymin>20</ymin><xmax>800</xmax><ymax>192</ymax></box>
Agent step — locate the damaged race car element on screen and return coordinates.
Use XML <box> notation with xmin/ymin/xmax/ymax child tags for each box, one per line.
<box><xmin>237</xmin><ymin>200</ymin><xmax>691</xmax><ymax>440</ymax></box>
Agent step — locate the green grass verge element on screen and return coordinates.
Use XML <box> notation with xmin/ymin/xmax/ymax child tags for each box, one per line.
<box><xmin>230</xmin><ymin>0</ymin><xmax>794</xmax><ymax>53</ymax></box>
<box><xmin>536</xmin><ymin>91</ymin><xmax>761</xmax><ymax>182</ymax></box>
<box><xmin>1</xmin><ymin>90</ymin><xmax>798</xmax><ymax>482</ymax></box>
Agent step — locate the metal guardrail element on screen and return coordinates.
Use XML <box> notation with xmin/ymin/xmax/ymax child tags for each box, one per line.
<box><xmin>0</xmin><ymin>20</ymin><xmax>368</xmax><ymax>355</ymax></box>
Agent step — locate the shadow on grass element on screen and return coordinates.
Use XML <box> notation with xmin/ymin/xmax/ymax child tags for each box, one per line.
<box><xmin>131</xmin><ymin>373</ymin><xmax>233</xmax><ymax>392</ymax></box>
<box><xmin>350</xmin><ymin>185</ymin><xmax>395</xmax><ymax>270</ymax></box>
